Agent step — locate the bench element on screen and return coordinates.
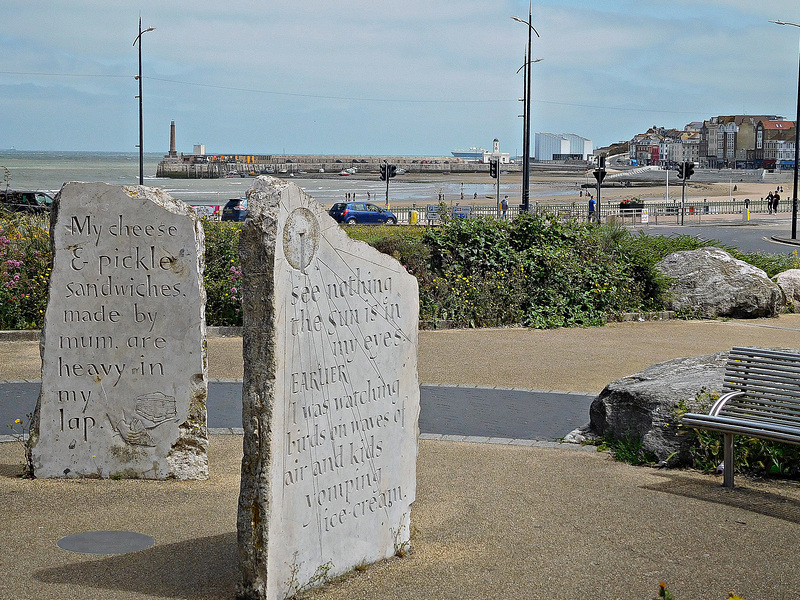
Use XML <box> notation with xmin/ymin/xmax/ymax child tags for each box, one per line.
<box><xmin>681</xmin><ymin>346</ymin><xmax>800</xmax><ymax>488</ymax></box>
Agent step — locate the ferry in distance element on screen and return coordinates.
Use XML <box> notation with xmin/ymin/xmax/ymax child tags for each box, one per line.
<box><xmin>451</xmin><ymin>146</ymin><xmax>487</xmax><ymax>160</ymax></box>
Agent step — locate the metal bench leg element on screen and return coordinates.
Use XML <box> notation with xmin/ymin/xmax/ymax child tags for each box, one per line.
<box><xmin>723</xmin><ymin>433</ymin><xmax>734</xmax><ymax>488</ymax></box>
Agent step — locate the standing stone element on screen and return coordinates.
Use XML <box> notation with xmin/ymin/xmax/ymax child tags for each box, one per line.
<box><xmin>237</xmin><ymin>177</ymin><xmax>420</xmax><ymax>600</ymax></box>
<box><xmin>27</xmin><ymin>182</ymin><xmax>208</xmax><ymax>480</ymax></box>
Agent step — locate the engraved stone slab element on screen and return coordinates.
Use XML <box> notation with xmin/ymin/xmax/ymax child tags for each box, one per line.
<box><xmin>28</xmin><ymin>182</ymin><xmax>208</xmax><ymax>480</ymax></box>
<box><xmin>237</xmin><ymin>177</ymin><xmax>420</xmax><ymax>600</ymax></box>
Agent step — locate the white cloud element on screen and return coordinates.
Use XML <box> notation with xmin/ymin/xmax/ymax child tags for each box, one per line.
<box><xmin>1</xmin><ymin>0</ymin><xmax>799</xmax><ymax>151</ymax></box>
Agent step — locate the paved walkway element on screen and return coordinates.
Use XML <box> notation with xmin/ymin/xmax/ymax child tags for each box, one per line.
<box><xmin>0</xmin><ymin>380</ymin><xmax>595</xmax><ymax>444</ymax></box>
<box><xmin>3</xmin><ymin>317</ymin><xmax>800</xmax><ymax>599</ymax></box>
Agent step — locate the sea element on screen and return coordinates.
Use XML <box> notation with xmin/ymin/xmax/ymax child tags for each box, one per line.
<box><xmin>0</xmin><ymin>150</ymin><xmax>575</xmax><ymax>208</ymax></box>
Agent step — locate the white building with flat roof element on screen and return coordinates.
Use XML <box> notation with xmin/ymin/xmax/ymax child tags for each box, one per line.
<box><xmin>535</xmin><ymin>133</ymin><xmax>592</xmax><ymax>161</ymax></box>
<box><xmin>481</xmin><ymin>138</ymin><xmax>511</xmax><ymax>164</ymax></box>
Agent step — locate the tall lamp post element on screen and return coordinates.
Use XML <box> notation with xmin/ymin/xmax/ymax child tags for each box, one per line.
<box><xmin>133</xmin><ymin>16</ymin><xmax>155</xmax><ymax>185</ymax></box>
<box><xmin>512</xmin><ymin>6</ymin><xmax>539</xmax><ymax>212</ymax></box>
<box><xmin>770</xmin><ymin>20</ymin><xmax>800</xmax><ymax>239</ymax></box>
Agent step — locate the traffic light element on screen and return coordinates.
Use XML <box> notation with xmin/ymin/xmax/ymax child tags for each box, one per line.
<box><xmin>684</xmin><ymin>162</ymin><xmax>694</xmax><ymax>180</ymax></box>
<box><xmin>380</xmin><ymin>163</ymin><xmax>387</xmax><ymax>181</ymax></box>
<box><xmin>593</xmin><ymin>167</ymin><xmax>606</xmax><ymax>183</ymax></box>
<box><xmin>388</xmin><ymin>164</ymin><xmax>397</xmax><ymax>178</ymax></box>
<box><xmin>677</xmin><ymin>163</ymin><xmax>685</xmax><ymax>179</ymax></box>
<box><xmin>489</xmin><ymin>159</ymin><xmax>498</xmax><ymax>179</ymax></box>
<box><xmin>593</xmin><ymin>155</ymin><xmax>606</xmax><ymax>183</ymax></box>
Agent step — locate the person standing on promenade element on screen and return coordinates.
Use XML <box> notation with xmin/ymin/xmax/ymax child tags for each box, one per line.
<box><xmin>501</xmin><ymin>195</ymin><xmax>509</xmax><ymax>219</ymax></box>
<box><xmin>773</xmin><ymin>191</ymin><xmax>780</xmax><ymax>214</ymax></box>
<box><xmin>588</xmin><ymin>195</ymin><xmax>596</xmax><ymax>221</ymax></box>
<box><xmin>767</xmin><ymin>191</ymin><xmax>774</xmax><ymax>214</ymax></box>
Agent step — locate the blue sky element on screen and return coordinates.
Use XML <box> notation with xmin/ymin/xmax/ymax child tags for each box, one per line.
<box><xmin>1</xmin><ymin>1</ymin><xmax>799</xmax><ymax>156</ymax></box>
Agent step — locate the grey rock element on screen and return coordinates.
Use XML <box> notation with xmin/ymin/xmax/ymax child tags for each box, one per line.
<box><xmin>656</xmin><ymin>247</ymin><xmax>784</xmax><ymax>318</ymax></box>
<box><xmin>588</xmin><ymin>347</ymin><xmax>800</xmax><ymax>465</ymax></box>
<box><xmin>588</xmin><ymin>351</ymin><xmax>729</xmax><ymax>465</ymax></box>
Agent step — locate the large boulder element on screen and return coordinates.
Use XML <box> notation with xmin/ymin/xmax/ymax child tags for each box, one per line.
<box><xmin>586</xmin><ymin>351</ymin><xmax>729</xmax><ymax>465</ymax></box>
<box><xmin>774</xmin><ymin>269</ymin><xmax>800</xmax><ymax>307</ymax></box>
<box><xmin>576</xmin><ymin>347</ymin><xmax>800</xmax><ymax>466</ymax></box>
<box><xmin>656</xmin><ymin>248</ymin><xmax>784</xmax><ymax>318</ymax></box>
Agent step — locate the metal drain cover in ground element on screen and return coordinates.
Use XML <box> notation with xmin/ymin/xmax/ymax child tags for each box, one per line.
<box><xmin>57</xmin><ymin>531</ymin><xmax>155</xmax><ymax>555</ymax></box>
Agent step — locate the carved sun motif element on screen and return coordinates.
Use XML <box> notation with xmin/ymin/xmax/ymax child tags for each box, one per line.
<box><xmin>283</xmin><ymin>207</ymin><xmax>320</xmax><ymax>271</ymax></box>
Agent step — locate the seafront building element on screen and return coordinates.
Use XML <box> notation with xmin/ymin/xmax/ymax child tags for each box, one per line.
<box><xmin>534</xmin><ymin>133</ymin><xmax>593</xmax><ymax>161</ymax></box>
<box><xmin>481</xmin><ymin>139</ymin><xmax>512</xmax><ymax>164</ymax></box>
<box><xmin>629</xmin><ymin>114</ymin><xmax>795</xmax><ymax>170</ymax></box>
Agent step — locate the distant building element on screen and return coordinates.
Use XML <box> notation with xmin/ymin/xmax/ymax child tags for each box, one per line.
<box><xmin>482</xmin><ymin>138</ymin><xmax>511</xmax><ymax>164</ymax></box>
<box><xmin>757</xmin><ymin>119</ymin><xmax>796</xmax><ymax>169</ymax></box>
<box><xmin>698</xmin><ymin>115</ymin><xmax>785</xmax><ymax>168</ymax></box>
<box><xmin>162</xmin><ymin>120</ymin><xmax>180</xmax><ymax>164</ymax></box>
<box><xmin>535</xmin><ymin>133</ymin><xmax>592</xmax><ymax>161</ymax></box>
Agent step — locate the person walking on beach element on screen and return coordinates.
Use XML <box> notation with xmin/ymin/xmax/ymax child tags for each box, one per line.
<box><xmin>501</xmin><ymin>195</ymin><xmax>509</xmax><ymax>220</ymax></box>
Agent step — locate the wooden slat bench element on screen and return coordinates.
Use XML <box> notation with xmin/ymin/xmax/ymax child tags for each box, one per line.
<box><xmin>681</xmin><ymin>346</ymin><xmax>800</xmax><ymax>488</ymax></box>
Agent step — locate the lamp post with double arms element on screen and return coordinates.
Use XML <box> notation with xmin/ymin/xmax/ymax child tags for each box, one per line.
<box><xmin>770</xmin><ymin>20</ymin><xmax>800</xmax><ymax>239</ymax></box>
<box><xmin>512</xmin><ymin>7</ymin><xmax>539</xmax><ymax>212</ymax></box>
<box><xmin>133</xmin><ymin>16</ymin><xmax>155</xmax><ymax>185</ymax></box>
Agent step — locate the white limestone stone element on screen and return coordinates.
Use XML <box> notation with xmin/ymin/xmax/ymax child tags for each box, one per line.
<box><xmin>28</xmin><ymin>182</ymin><xmax>208</xmax><ymax>480</ymax></box>
<box><xmin>237</xmin><ymin>177</ymin><xmax>420</xmax><ymax>600</ymax></box>
<box><xmin>774</xmin><ymin>268</ymin><xmax>800</xmax><ymax>305</ymax></box>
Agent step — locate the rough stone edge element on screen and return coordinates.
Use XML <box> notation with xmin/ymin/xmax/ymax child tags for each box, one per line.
<box><xmin>236</xmin><ymin>177</ymin><xmax>281</xmax><ymax>600</ymax></box>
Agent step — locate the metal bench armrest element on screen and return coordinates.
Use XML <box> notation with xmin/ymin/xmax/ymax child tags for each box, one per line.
<box><xmin>709</xmin><ymin>391</ymin><xmax>744</xmax><ymax>416</ymax></box>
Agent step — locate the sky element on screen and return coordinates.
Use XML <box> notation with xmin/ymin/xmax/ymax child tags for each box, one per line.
<box><xmin>2</xmin><ymin>1</ymin><xmax>800</xmax><ymax>157</ymax></box>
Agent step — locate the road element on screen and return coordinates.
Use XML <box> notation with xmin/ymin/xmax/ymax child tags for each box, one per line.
<box><xmin>641</xmin><ymin>219</ymin><xmax>799</xmax><ymax>254</ymax></box>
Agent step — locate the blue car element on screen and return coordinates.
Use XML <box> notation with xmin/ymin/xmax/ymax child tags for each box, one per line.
<box><xmin>329</xmin><ymin>202</ymin><xmax>397</xmax><ymax>225</ymax></box>
<box><xmin>221</xmin><ymin>198</ymin><xmax>248</xmax><ymax>221</ymax></box>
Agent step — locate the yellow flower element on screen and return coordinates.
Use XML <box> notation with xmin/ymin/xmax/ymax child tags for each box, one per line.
<box><xmin>15</xmin><ymin>418</ymin><xmax>22</xmax><ymax>424</ymax></box>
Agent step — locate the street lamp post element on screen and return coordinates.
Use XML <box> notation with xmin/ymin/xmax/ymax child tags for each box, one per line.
<box><xmin>770</xmin><ymin>20</ymin><xmax>800</xmax><ymax>239</ymax></box>
<box><xmin>512</xmin><ymin>6</ymin><xmax>540</xmax><ymax>213</ymax></box>
<box><xmin>133</xmin><ymin>16</ymin><xmax>155</xmax><ymax>186</ymax></box>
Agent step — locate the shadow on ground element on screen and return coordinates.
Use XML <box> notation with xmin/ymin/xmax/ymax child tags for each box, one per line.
<box><xmin>642</xmin><ymin>472</ymin><xmax>800</xmax><ymax>526</ymax></box>
<box><xmin>35</xmin><ymin>533</ymin><xmax>237</xmax><ymax>599</ymax></box>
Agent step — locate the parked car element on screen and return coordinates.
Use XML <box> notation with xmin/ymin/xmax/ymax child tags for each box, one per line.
<box><xmin>329</xmin><ymin>202</ymin><xmax>397</xmax><ymax>225</ymax></box>
<box><xmin>0</xmin><ymin>190</ymin><xmax>54</xmax><ymax>214</ymax></box>
<box><xmin>221</xmin><ymin>198</ymin><xmax>248</xmax><ymax>221</ymax></box>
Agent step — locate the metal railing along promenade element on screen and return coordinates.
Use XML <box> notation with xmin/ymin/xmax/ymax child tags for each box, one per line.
<box><xmin>388</xmin><ymin>198</ymin><xmax>790</xmax><ymax>226</ymax></box>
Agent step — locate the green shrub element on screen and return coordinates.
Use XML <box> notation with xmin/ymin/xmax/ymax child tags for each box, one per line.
<box><xmin>0</xmin><ymin>210</ymin><xmax>52</xmax><ymax>329</ymax></box>
<box><xmin>422</xmin><ymin>214</ymin><xmax>655</xmax><ymax>328</ymax></box>
<box><xmin>729</xmin><ymin>248</ymin><xmax>800</xmax><ymax>277</ymax></box>
<box><xmin>202</xmin><ymin>220</ymin><xmax>243</xmax><ymax>326</ymax></box>
<box><xmin>676</xmin><ymin>392</ymin><xmax>800</xmax><ymax>480</ymax></box>
<box><xmin>2</xmin><ymin>210</ymin><xmax>799</xmax><ymax>332</ymax></box>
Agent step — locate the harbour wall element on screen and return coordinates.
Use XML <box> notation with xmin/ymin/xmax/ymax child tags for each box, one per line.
<box><xmin>156</xmin><ymin>154</ymin><xmax>523</xmax><ymax>179</ymax></box>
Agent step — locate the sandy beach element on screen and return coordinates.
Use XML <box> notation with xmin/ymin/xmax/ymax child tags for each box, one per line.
<box><xmin>376</xmin><ymin>168</ymin><xmax>793</xmax><ymax>209</ymax></box>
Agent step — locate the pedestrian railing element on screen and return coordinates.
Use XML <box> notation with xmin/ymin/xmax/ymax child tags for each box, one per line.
<box><xmin>388</xmin><ymin>198</ymin><xmax>790</xmax><ymax>225</ymax></box>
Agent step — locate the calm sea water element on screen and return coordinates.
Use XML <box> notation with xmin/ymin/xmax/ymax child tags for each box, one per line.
<box><xmin>0</xmin><ymin>151</ymin><xmax>574</xmax><ymax>207</ymax></box>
